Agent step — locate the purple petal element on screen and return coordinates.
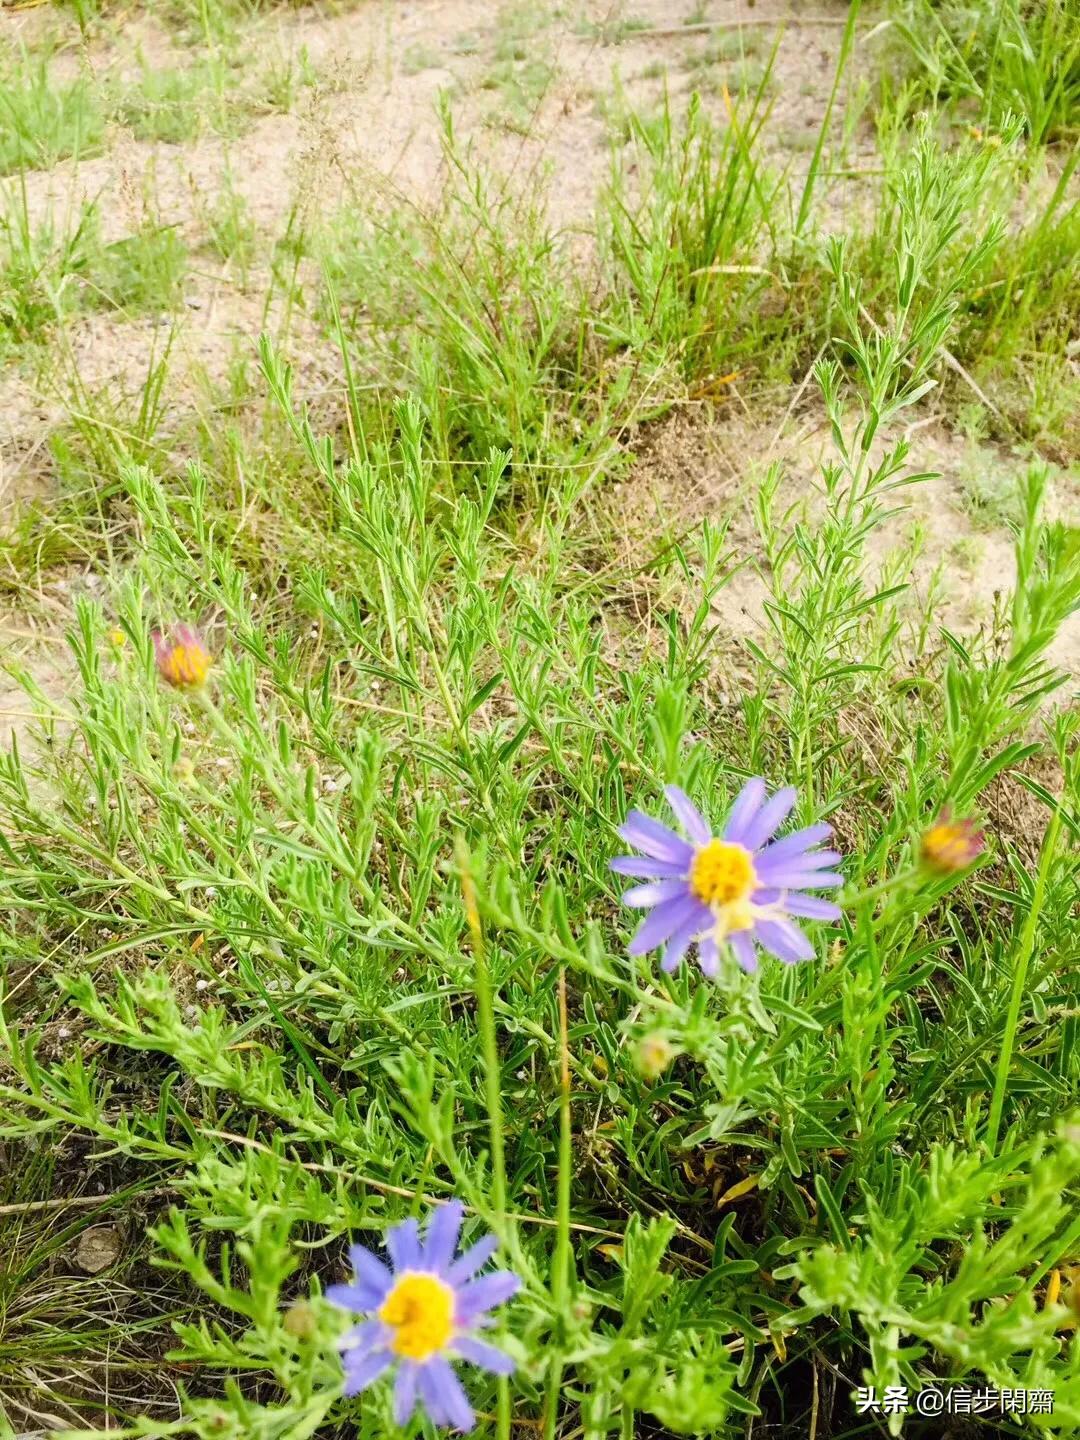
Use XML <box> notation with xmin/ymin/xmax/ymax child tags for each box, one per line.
<box><xmin>753</xmin><ymin>822</ymin><xmax>831</xmax><ymax>861</ymax></box>
<box><xmin>664</xmin><ymin>786</ymin><xmax>711</xmax><ymax>845</ymax></box>
<box><xmin>621</xmin><ymin>879</ymin><xmax>691</xmax><ymax>909</ymax></box>
<box><xmin>757</xmin><ymin>847</ymin><xmax>841</xmax><ymax>876</ymax></box>
<box><xmin>741</xmin><ymin>787</ymin><xmax>798</xmax><ymax>852</ymax></box>
<box><xmin>753</xmin><ymin>884</ymin><xmax>841</xmax><ymax>911</ymax></box>
<box><xmin>338</xmin><ymin>1319</ymin><xmax>385</xmax><ymax>1353</ymax></box>
<box><xmin>387</xmin><ymin>1217</ymin><xmax>423</xmax><ymax>1273</ymax></box>
<box><xmin>698</xmin><ymin>936</ymin><xmax>720</xmax><ymax>978</ymax></box>
<box><xmin>343</xmin><ymin>1347</ymin><xmax>393</xmax><ymax>1397</ymax></box>
<box><xmin>394</xmin><ymin>1364</ymin><xmax>420</xmax><ymax>1426</ymax></box>
<box><xmin>729</xmin><ymin>931</ymin><xmax>758</xmax><ymax>973</ymax></box>
<box><xmin>416</xmin><ymin>1362</ymin><xmax>449</xmax><ymax>1426</ymax></box>
<box><xmin>618</xmin><ymin>811</ymin><xmax>694</xmax><ymax>864</ymax></box>
<box><xmin>347</xmin><ymin>1244</ymin><xmax>393</xmax><ymax>1300</ymax></box>
<box><xmin>754</xmin><ymin>868</ymin><xmax>843</xmax><ymax>890</ymax></box>
<box><xmin>424</xmin><ymin>1201</ymin><xmax>464</xmax><ymax>1273</ymax></box>
<box><xmin>610</xmin><ymin>855</ymin><xmax>690</xmax><ymax>879</ymax></box>
<box><xmin>445</xmin><ymin>1233</ymin><xmax>498</xmax><ymax>1285</ymax></box>
<box><xmin>455</xmin><ymin>1271</ymin><xmax>521</xmax><ymax>1323</ymax></box>
<box><xmin>723</xmin><ymin>778</ymin><xmax>767</xmax><ymax>844</ymax></box>
<box><xmin>782</xmin><ymin>895</ymin><xmax>842</xmax><ymax>922</ymax></box>
<box><xmin>754</xmin><ymin>918</ymin><xmax>815</xmax><ymax>964</ymax></box>
<box><xmin>454</xmin><ymin>1335</ymin><xmax>515</xmax><ymax>1374</ymax></box>
<box><xmin>419</xmin><ymin>1357</ymin><xmax>474</xmax><ymax>1432</ymax></box>
<box><xmin>629</xmin><ymin>892</ymin><xmax>702</xmax><ymax>956</ymax></box>
<box><xmin>326</xmin><ymin>1281</ymin><xmax>385</xmax><ymax>1315</ymax></box>
<box><xmin>660</xmin><ymin>902</ymin><xmax>711</xmax><ymax>973</ymax></box>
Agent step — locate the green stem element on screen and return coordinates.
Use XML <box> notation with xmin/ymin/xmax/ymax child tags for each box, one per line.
<box><xmin>841</xmin><ymin>865</ymin><xmax>922</xmax><ymax>911</ymax></box>
<box><xmin>985</xmin><ymin>802</ymin><xmax>1062</xmax><ymax>1154</ymax></box>
<box><xmin>621</xmin><ymin>1399</ymin><xmax>635</xmax><ymax>1440</ymax></box>
<box><xmin>545</xmin><ymin>969</ymin><xmax>573</xmax><ymax>1440</ymax></box>
<box><xmin>795</xmin><ymin>0</ymin><xmax>862</xmax><ymax>235</ymax></box>
<box><xmin>457</xmin><ymin>840</ymin><xmax>511</xmax><ymax>1440</ymax></box>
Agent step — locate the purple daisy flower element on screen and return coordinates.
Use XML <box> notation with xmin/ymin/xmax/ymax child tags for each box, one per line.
<box><xmin>326</xmin><ymin>1202</ymin><xmax>519</xmax><ymax>1432</ymax></box>
<box><xmin>611</xmin><ymin>780</ymin><xmax>843</xmax><ymax>977</ymax></box>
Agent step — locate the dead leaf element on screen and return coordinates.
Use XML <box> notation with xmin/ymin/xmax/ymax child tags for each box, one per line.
<box><xmin>715</xmin><ymin>1173</ymin><xmax>760</xmax><ymax>1207</ymax></box>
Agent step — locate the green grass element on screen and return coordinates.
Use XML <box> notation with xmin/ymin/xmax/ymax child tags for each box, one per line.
<box><xmin>955</xmin><ymin>172</ymin><xmax>1080</xmax><ymax>455</ymax></box>
<box><xmin>0</xmin><ymin>48</ymin><xmax>106</xmax><ymax>175</ymax></box>
<box><xmin>575</xmin><ymin>14</ymin><xmax>651</xmax><ymax>46</ymax></box>
<box><xmin>842</xmin><ymin>113</ymin><xmax>1080</xmax><ymax>454</ymax></box>
<box><xmin>2</xmin><ymin>5</ymin><xmax>1080</xmax><ymax>1437</ymax></box>
<box><xmin>110</xmin><ymin>46</ymin><xmax>321</xmax><ymax>143</ymax></box>
<box><xmin>680</xmin><ymin>27</ymin><xmax>766</xmax><ymax>73</ymax></box>
<box><xmin>204</xmin><ymin>180</ymin><xmax>258</xmax><ymax>280</ymax></box>
<box><xmin>0</xmin><ymin>186</ymin><xmax>99</xmax><ymax>350</ymax></box>
<box><xmin>113</xmin><ymin>55</ymin><xmax>240</xmax><ymax>143</ymax></box>
<box><xmin>477</xmin><ymin>0</ymin><xmax>558</xmax><ymax>129</ymax></box>
<box><xmin>891</xmin><ymin>0</ymin><xmax>1080</xmax><ymax>145</ymax></box>
<box><xmin>88</xmin><ymin>222</ymin><xmax>189</xmax><ymax>313</ymax></box>
<box><xmin>314</xmin><ymin>113</ymin><xmax>610</xmax><ymax>496</ymax></box>
<box><xmin>601</xmin><ymin>81</ymin><xmax>784</xmax><ymax>392</ymax></box>
<box><xmin>0</xmin><ymin>200</ymin><xmax>189</xmax><ymax>380</ymax></box>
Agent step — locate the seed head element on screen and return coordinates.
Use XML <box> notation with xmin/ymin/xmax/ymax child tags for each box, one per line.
<box><xmin>283</xmin><ymin>1299</ymin><xmax>317</xmax><ymax>1339</ymax></box>
<box><xmin>636</xmin><ymin>1033</ymin><xmax>676</xmax><ymax>1080</ymax></box>
<box><xmin>172</xmin><ymin>755</ymin><xmax>196</xmax><ymax>785</ymax></box>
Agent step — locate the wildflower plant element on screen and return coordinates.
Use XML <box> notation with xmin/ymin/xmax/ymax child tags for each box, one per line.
<box><xmin>0</xmin><ymin>62</ymin><xmax>1079</xmax><ymax>1440</ymax></box>
<box><xmin>327</xmin><ymin>1202</ymin><xmax>518</xmax><ymax>1427</ymax></box>
<box><xmin>612</xmin><ymin>782</ymin><xmax>842</xmax><ymax>975</ymax></box>
<box><xmin>152</xmin><ymin>622</ymin><xmax>212</xmax><ymax>689</ymax></box>
<box><xmin>919</xmin><ymin>808</ymin><xmax>985</xmax><ymax>875</ymax></box>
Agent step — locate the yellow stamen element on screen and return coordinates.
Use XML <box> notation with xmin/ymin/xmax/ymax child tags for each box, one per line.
<box><xmin>920</xmin><ymin>815</ymin><xmax>983</xmax><ymax>875</ymax></box>
<box><xmin>636</xmin><ymin>1033</ymin><xmax>676</xmax><ymax>1080</ymax></box>
<box><xmin>718</xmin><ymin>896</ymin><xmax>756</xmax><ymax>936</ymax></box>
<box><xmin>160</xmin><ymin>643</ymin><xmax>211</xmax><ymax>689</ymax></box>
<box><xmin>174</xmin><ymin>645</ymin><xmax>208</xmax><ymax>685</ymax></box>
<box><xmin>1046</xmin><ymin>1269</ymin><xmax>1062</xmax><ymax>1309</ymax></box>
<box><xmin>378</xmin><ymin>1272</ymin><xmax>454</xmax><ymax>1361</ymax></box>
<box><xmin>690</xmin><ymin>839</ymin><xmax>756</xmax><ymax>907</ymax></box>
<box><xmin>689</xmin><ymin>840</ymin><xmax>760</xmax><ymax>941</ymax></box>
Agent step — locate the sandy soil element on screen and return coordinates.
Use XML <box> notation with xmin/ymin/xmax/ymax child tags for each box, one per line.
<box><xmin>0</xmin><ymin>0</ymin><xmax>1076</xmax><ymax>752</ymax></box>
<box><xmin>0</xmin><ymin>0</ymin><xmax>860</xmax><ymax>500</ymax></box>
<box><xmin>605</xmin><ymin>399</ymin><xmax>1080</xmax><ymax>674</ymax></box>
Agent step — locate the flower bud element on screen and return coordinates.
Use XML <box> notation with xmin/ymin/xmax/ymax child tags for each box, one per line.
<box><xmin>920</xmin><ymin>810</ymin><xmax>985</xmax><ymax>875</ymax></box>
<box><xmin>636</xmin><ymin>1033</ymin><xmax>676</xmax><ymax>1080</ymax></box>
<box><xmin>153</xmin><ymin>625</ymin><xmax>212</xmax><ymax>690</ymax></box>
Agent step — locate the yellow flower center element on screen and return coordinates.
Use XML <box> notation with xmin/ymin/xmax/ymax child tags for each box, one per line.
<box><xmin>163</xmin><ymin>643</ymin><xmax>211</xmax><ymax>688</ymax></box>
<box><xmin>690</xmin><ymin>839</ymin><xmax>757</xmax><ymax>907</ymax></box>
<box><xmin>921</xmin><ymin>823</ymin><xmax>974</xmax><ymax>873</ymax></box>
<box><xmin>378</xmin><ymin>1272</ymin><xmax>455</xmax><ymax>1361</ymax></box>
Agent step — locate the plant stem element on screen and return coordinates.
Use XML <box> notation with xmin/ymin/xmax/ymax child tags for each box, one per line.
<box><xmin>458</xmin><ymin>839</ymin><xmax>511</xmax><ymax>1440</ymax></box>
<box><xmin>795</xmin><ymin>0</ymin><xmax>862</xmax><ymax>235</ymax></box>
<box><xmin>545</xmin><ymin>968</ymin><xmax>573</xmax><ymax>1440</ymax></box>
<box><xmin>986</xmin><ymin>801</ymin><xmax>1062</xmax><ymax>1154</ymax></box>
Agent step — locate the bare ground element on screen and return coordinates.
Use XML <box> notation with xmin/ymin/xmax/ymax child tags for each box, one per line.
<box><xmin>1</xmin><ymin>0</ymin><xmax>1077</xmax><ymax>754</ymax></box>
